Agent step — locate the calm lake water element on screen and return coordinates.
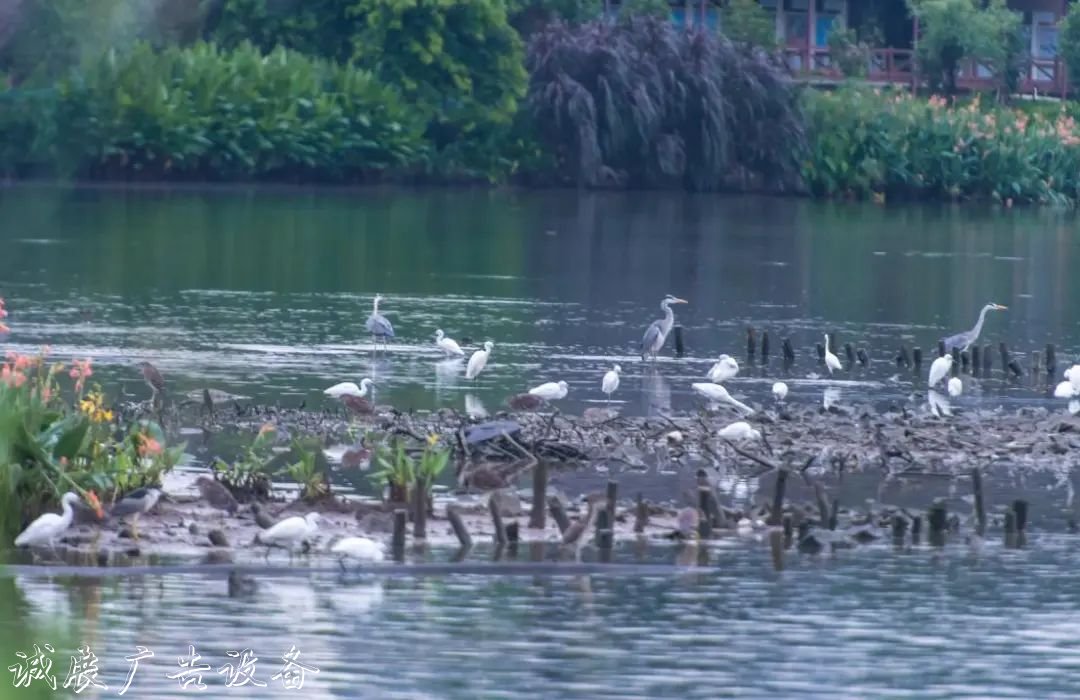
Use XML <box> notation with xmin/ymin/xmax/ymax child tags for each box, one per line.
<box><xmin>1</xmin><ymin>185</ymin><xmax>1078</xmax><ymax>416</ymax></box>
<box><xmin>6</xmin><ymin>537</ymin><xmax>1080</xmax><ymax>698</ymax></box>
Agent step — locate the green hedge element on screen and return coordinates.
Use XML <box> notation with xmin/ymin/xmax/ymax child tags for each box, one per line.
<box><xmin>802</xmin><ymin>87</ymin><xmax>1080</xmax><ymax>205</ymax></box>
<box><xmin>1</xmin><ymin>41</ymin><xmax>425</xmax><ymax>181</ymax></box>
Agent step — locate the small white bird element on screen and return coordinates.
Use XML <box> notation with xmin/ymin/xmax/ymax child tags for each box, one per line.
<box><xmin>947</xmin><ymin>376</ymin><xmax>962</xmax><ymax>397</ymax></box>
<box><xmin>330</xmin><ymin>536</ymin><xmax>385</xmax><ymax>568</ymax></box>
<box><xmin>324</xmin><ymin>378</ymin><xmax>374</xmax><ymax>399</ymax></box>
<box><xmin>1054</xmin><ymin>380</ymin><xmax>1078</xmax><ymax>399</ymax></box>
<box><xmin>256</xmin><ymin>512</ymin><xmax>320</xmax><ymax>556</ymax></box>
<box><xmin>717</xmin><ymin>421</ymin><xmax>761</xmax><ymax>441</ymax></box>
<box><xmin>14</xmin><ymin>492</ymin><xmax>82</xmax><ymax>549</ymax></box>
<box><xmin>772</xmin><ymin>381</ymin><xmax>788</xmax><ymax>402</ymax></box>
<box><xmin>691</xmin><ymin>382</ymin><xmax>754</xmax><ymax>415</ymax></box>
<box><xmin>466</xmin><ymin>341</ymin><xmax>494</xmax><ymax>380</ymax></box>
<box><xmin>1066</xmin><ymin>364</ymin><xmax>1080</xmax><ymax>393</ymax></box>
<box><xmin>434</xmin><ymin>329</ymin><xmax>465</xmax><ymax>358</ymax></box>
<box><xmin>601</xmin><ymin>365</ymin><xmax>621</xmax><ymax>403</ymax></box>
<box><xmin>823</xmin><ymin>334</ymin><xmax>842</xmax><ymax>374</ymax></box>
<box><xmin>707</xmin><ymin>355</ymin><xmax>739</xmax><ymax>383</ymax></box>
<box><xmin>928</xmin><ymin>354</ymin><xmax>953</xmax><ymax>388</ymax></box>
<box><xmin>529</xmin><ymin>380</ymin><xmax>569</xmax><ymax>401</ymax></box>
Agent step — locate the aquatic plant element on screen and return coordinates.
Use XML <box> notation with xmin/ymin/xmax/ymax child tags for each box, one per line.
<box><xmin>802</xmin><ymin>87</ymin><xmax>1080</xmax><ymax>204</ymax></box>
<box><xmin>371</xmin><ymin>435</ymin><xmax>450</xmax><ymax>504</ymax></box>
<box><xmin>525</xmin><ymin>16</ymin><xmax>806</xmax><ymax>190</ymax></box>
<box><xmin>212</xmin><ymin>422</ymin><xmax>277</xmax><ymax>501</ymax></box>
<box><xmin>284</xmin><ymin>438</ymin><xmax>330</xmax><ymax>502</ymax></box>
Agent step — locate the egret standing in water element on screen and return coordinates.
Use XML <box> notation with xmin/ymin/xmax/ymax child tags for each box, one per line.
<box><xmin>823</xmin><ymin>334</ymin><xmax>842</xmax><ymax>374</ymax></box>
<box><xmin>942</xmin><ymin>303</ymin><xmax>1007</xmax><ymax>352</ymax></box>
<box><xmin>947</xmin><ymin>376</ymin><xmax>963</xmax><ymax>397</ymax></box>
<box><xmin>434</xmin><ymin>330</ymin><xmax>465</xmax><ymax>358</ymax></box>
<box><xmin>691</xmin><ymin>382</ymin><xmax>754</xmax><ymax>415</ymax></box>
<box><xmin>466</xmin><ymin>341</ymin><xmax>494</xmax><ymax>380</ymax></box>
<box><xmin>366</xmin><ymin>294</ymin><xmax>394</xmax><ymax>353</ymax></box>
<box><xmin>330</xmin><ymin>536</ymin><xmax>385</xmax><ymax>571</ymax></box>
<box><xmin>256</xmin><ymin>512</ymin><xmax>321</xmax><ymax>559</ymax></box>
<box><xmin>528</xmin><ymin>380</ymin><xmax>569</xmax><ymax>401</ymax></box>
<box><xmin>772</xmin><ymin>381</ymin><xmax>788</xmax><ymax>402</ymax></box>
<box><xmin>14</xmin><ymin>492</ymin><xmax>101</xmax><ymax>551</ymax></box>
<box><xmin>601</xmin><ymin>365</ymin><xmax>621</xmax><ymax>403</ymax></box>
<box><xmin>641</xmin><ymin>295</ymin><xmax>688</xmax><ymax>361</ymax></box>
<box><xmin>707</xmin><ymin>355</ymin><xmax>739</xmax><ymax>383</ymax></box>
<box><xmin>928</xmin><ymin>353</ymin><xmax>953</xmax><ymax>388</ymax></box>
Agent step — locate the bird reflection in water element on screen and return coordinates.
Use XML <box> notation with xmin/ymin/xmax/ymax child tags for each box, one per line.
<box><xmin>640</xmin><ymin>367</ymin><xmax>671</xmax><ymax>417</ymax></box>
<box><xmin>464</xmin><ymin>394</ymin><xmax>488</xmax><ymax>419</ymax></box>
<box><xmin>927</xmin><ymin>389</ymin><xmax>952</xmax><ymax>417</ymax></box>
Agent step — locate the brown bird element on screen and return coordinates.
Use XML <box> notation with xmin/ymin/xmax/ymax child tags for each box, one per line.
<box><xmin>339</xmin><ymin>394</ymin><xmax>374</xmax><ymax>415</ymax></box>
<box><xmin>506</xmin><ymin>393</ymin><xmax>545</xmax><ymax>411</ymax></box>
<box><xmin>251</xmin><ymin>503</ymin><xmax>276</xmax><ymax>529</ymax></box>
<box><xmin>138</xmin><ymin>361</ymin><xmax>166</xmax><ymax>405</ymax></box>
<box><xmin>195</xmin><ymin>476</ymin><xmax>238</xmax><ymax>515</ymax></box>
<box><xmin>561</xmin><ymin>493</ymin><xmax>606</xmax><ymax>559</ymax></box>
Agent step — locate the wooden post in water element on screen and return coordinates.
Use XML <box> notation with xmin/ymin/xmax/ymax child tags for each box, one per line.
<box><xmin>446</xmin><ymin>505</ymin><xmax>473</xmax><ymax>550</ymax></box>
<box><xmin>548</xmin><ymin>496</ymin><xmax>570</xmax><ymax>534</ymax></box>
<box><xmin>1013</xmin><ymin>499</ymin><xmax>1028</xmax><ymax>533</ymax></box>
<box><xmin>1032</xmin><ymin>351</ymin><xmax>1042</xmax><ymax>385</ymax></box>
<box><xmin>761</xmin><ymin>331</ymin><xmax>770</xmax><ymax>363</ymax></box>
<box><xmin>1004</xmin><ymin>507</ymin><xmax>1017</xmax><ymax>548</ymax></box>
<box><xmin>673</xmin><ymin>325</ymin><xmax>685</xmax><ymax>357</ymax></box>
<box><xmin>999</xmin><ymin>342</ymin><xmax>1010</xmax><ymax>375</ymax></box>
<box><xmin>937</xmin><ymin>340</ymin><xmax>946</xmax><ymax>358</ymax></box>
<box><xmin>971</xmin><ymin>468</ymin><xmax>986</xmax><ymax>537</ymax></box>
<box><xmin>392</xmin><ymin>509</ymin><xmax>407</xmax><ymax>561</ymax></box>
<box><xmin>412</xmin><ymin>478</ymin><xmax>427</xmax><ymax>540</ymax></box>
<box><xmin>698</xmin><ymin>487</ymin><xmax>713</xmax><ymax>539</ymax></box>
<box><xmin>844</xmin><ymin>343</ymin><xmax>855</xmax><ymax>369</ymax></box>
<box><xmin>747</xmin><ymin>327</ymin><xmax>757</xmax><ymax>359</ymax></box>
<box><xmin>828</xmin><ymin>499</ymin><xmax>839</xmax><ymax>531</ymax></box>
<box><xmin>982</xmin><ymin>343</ymin><xmax>993</xmax><ymax>377</ymax></box>
<box><xmin>596</xmin><ymin>508</ymin><xmax>613</xmax><ymax>550</ymax></box>
<box><xmin>782</xmin><ymin>338</ymin><xmax>795</xmax><ymax>365</ymax></box>
<box><xmin>960</xmin><ymin>351</ymin><xmax>970</xmax><ymax>375</ymax></box>
<box><xmin>769</xmin><ymin>469</ymin><xmax>788</xmax><ymax>527</ymax></box>
<box><xmin>909</xmin><ymin>346</ymin><xmax>919</xmax><ymax>371</ymax></box>
<box><xmin>857</xmin><ymin>348</ymin><xmax>869</xmax><ymax>367</ymax></box>
<box><xmin>489</xmin><ymin>494</ymin><xmax>508</xmax><ymax>545</ymax></box>
<box><xmin>950</xmin><ymin>347</ymin><xmax>961</xmax><ymax>376</ymax></box>
<box><xmin>891</xmin><ymin>514</ymin><xmax>908</xmax><ymax>546</ymax></box>
<box><xmin>927</xmin><ymin>500</ymin><xmax>947</xmax><ymax>547</ymax></box>
<box><xmin>815</xmin><ymin>343</ymin><xmax>825</xmax><ymax>363</ymax></box>
<box><xmin>1046</xmin><ymin>343</ymin><xmax>1057</xmax><ymax>377</ymax></box>
<box><xmin>634</xmin><ymin>492</ymin><xmax>649</xmax><ymax>534</ymax></box>
<box><xmin>605</xmin><ymin>479</ymin><xmax>618</xmax><ymax>534</ymax></box>
<box><xmin>506</xmin><ymin>521</ymin><xmax>519</xmax><ymax>544</ymax></box>
<box><xmin>529</xmin><ymin>460</ymin><xmax>547</xmax><ymax>529</ymax></box>
<box><xmin>782</xmin><ymin>514</ymin><xmax>793</xmax><ymax>549</ymax></box>
<box><xmin>971</xmin><ymin>345</ymin><xmax>981</xmax><ymax>375</ymax></box>
<box><xmin>911</xmin><ymin>515</ymin><xmax>922</xmax><ymax>544</ymax></box>
<box><xmin>1008</xmin><ymin>359</ymin><xmax>1023</xmax><ymax>379</ymax></box>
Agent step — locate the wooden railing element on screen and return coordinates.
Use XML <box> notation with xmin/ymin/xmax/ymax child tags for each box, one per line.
<box><xmin>785</xmin><ymin>46</ymin><xmax>1069</xmax><ymax>97</ymax></box>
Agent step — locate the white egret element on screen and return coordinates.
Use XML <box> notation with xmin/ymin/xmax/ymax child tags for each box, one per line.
<box><xmin>823</xmin><ymin>334</ymin><xmax>842</xmax><ymax>374</ymax></box>
<box><xmin>365</xmin><ymin>294</ymin><xmax>395</xmax><ymax>352</ymax></box>
<box><xmin>256</xmin><ymin>512</ymin><xmax>321</xmax><ymax>558</ymax></box>
<box><xmin>466</xmin><ymin>341</ymin><xmax>494</xmax><ymax>380</ymax></box>
<box><xmin>641</xmin><ymin>295</ymin><xmax>688</xmax><ymax>361</ymax></box>
<box><xmin>330</xmin><ymin>536</ymin><xmax>385</xmax><ymax>570</ymax></box>
<box><xmin>601</xmin><ymin>364</ymin><xmax>621</xmax><ymax>403</ymax></box>
<box><xmin>947</xmin><ymin>376</ymin><xmax>963</xmax><ymax>397</ymax></box>
<box><xmin>14</xmin><ymin>492</ymin><xmax>84</xmax><ymax>549</ymax></box>
<box><xmin>691</xmin><ymin>382</ymin><xmax>754</xmax><ymax>415</ymax></box>
<box><xmin>324</xmin><ymin>377</ymin><xmax>376</xmax><ymax>415</ymax></box>
<box><xmin>942</xmin><ymin>303</ymin><xmax>1007</xmax><ymax>352</ymax></box>
<box><xmin>707</xmin><ymin>355</ymin><xmax>739</xmax><ymax>383</ymax></box>
<box><xmin>1054</xmin><ymin>380</ymin><xmax>1078</xmax><ymax>399</ymax></box>
<box><xmin>772</xmin><ymin>381</ymin><xmax>788</xmax><ymax>402</ymax></box>
<box><xmin>528</xmin><ymin>380</ymin><xmax>569</xmax><ymax>401</ymax></box>
<box><xmin>1066</xmin><ymin>364</ymin><xmax>1080</xmax><ymax>394</ymax></box>
<box><xmin>717</xmin><ymin>421</ymin><xmax>761</xmax><ymax>441</ymax></box>
<box><xmin>434</xmin><ymin>329</ymin><xmax>465</xmax><ymax>358</ymax></box>
<box><xmin>928</xmin><ymin>353</ymin><xmax>953</xmax><ymax>388</ymax></box>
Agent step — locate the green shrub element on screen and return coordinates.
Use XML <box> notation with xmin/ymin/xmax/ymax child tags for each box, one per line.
<box><xmin>207</xmin><ymin>0</ymin><xmax>358</xmax><ymax>63</ymax></box>
<box><xmin>619</xmin><ymin>0</ymin><xmax>672</xmax><ymax>20</ymax></box>
<box><xmin>47</xmin><ymin>41</ymin><xmax>423</xmax><ymax>181</ymax></box>
<box><xmin>508</xmin><ymin>0</ymin><xmax>602</xmax><ymax>36</ymax></box>
<box><xmin>526</xmin><ymin>16</ymin><xmax>805</xmax><ymax>190</ymax></box>
<box><xmin>826</xmin><ymin>27</ymin><xmax>869</xmax><ymax>78</ymax></box>
<box><xmin>802</xmin><ymin>87</ymin><xmax>1080</xmax><ymax>204</ymax></box>
<box><xmin>722</xmin><ymin>0</ymin><xmax>778</xmax><ymax>49</ymax></box>
<box><xmin>1060</xmin><ymin>2</ymin><xmax>1080</xmax><ymax>92</ymax></box>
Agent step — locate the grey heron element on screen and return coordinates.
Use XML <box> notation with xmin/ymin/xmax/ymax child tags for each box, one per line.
<box><xmin>601</xmin><ymin>365</ymin><xmax>621</xmax><ymax>403</ymax></box>
<box><xmin>640</xmin><ymin>295</ymin><xmax>688</xmax><ymax>361</ymax></box>
<box><xmin>434</xmin><ymin>330</ymin><xmax>465</xmax><ymax>357</ymax></box>
<box><xmin>941</xmin><ymin>303</ymin><xmax>1007</xmax><ymax>352</ymax></box>
<box><xmin>110</xmin><ymin>487</ymin><xmax>164</xmax><ymax>540</ymax></box>
<box><xmin>365</xmin><ymin>294</ymin><xmax>395</xmax><ymax>352</ymax></box>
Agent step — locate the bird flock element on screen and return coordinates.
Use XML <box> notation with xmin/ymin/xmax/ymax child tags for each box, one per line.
<box><xmin>318</xmin><ymin>294</ymin><xmax>1048</xmax><ymax>431</ymax></box>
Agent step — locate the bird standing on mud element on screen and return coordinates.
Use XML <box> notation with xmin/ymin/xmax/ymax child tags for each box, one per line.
<box><xmin>366</xmin><ymin>294</ymin><xmax>394</xmax><ymax>353</ymax></box>
<box><xmin>601</xmin><ymin>364</ymin><xmax>621</xmax><ymax>403</ymax></box>
<box><xmin>942</xmin><ymin>303</ymin><xmax>1007</xmax><ymax>352</ymax></box>
<box><xmin>928</xmin><ymin>353</ymin><xmax>953</xmax><ymax>388</ymax></box>
<box><xmin>110</xmin><ymin>487</ymin><xmax>164</xmax><ymax>541</ymax></box>
<box><xmin>195</xmin><ymin>476</ymin><xmax>239</xmax><ymax>515</ymax></box>
<box><xmin>528</xmin><ymin>380</ymin><xmax>569</xmax><ymax>401</ymax></box>
<box><xmin>691</xmin><ymin>382</ymin><xmax>754</xmax><ymax>415</ymax></box>
<box><xmin>641</xmin><ymin>295</ymin><xmax>688</xmax><ymax>362</ymax></box>
<box><xmin>256</xmin><ymin>512</ymin><xmax>321</xmax><ymax>560</ymax></box>
<box><xmin>139</xmin><ymin>361</ymin><xmax>166</xmax><ymax>407</ymax></box>
<box><xmin>325</xmin><ymin>377</ymin><xmax>376</xmax><ymax>415</ymax></box>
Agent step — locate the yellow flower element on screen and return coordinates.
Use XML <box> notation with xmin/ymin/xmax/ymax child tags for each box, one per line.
<box><xmin>426</xmin><ymin>434</ymin><xmax>439</xmax><ymax>447</ymax></box>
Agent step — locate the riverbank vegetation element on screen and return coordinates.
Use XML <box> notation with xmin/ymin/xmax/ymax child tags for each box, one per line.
<box><xmin>1</xmin><ymin>0</ymin><xmax>1080</xmax><ymax>203</ymax></box>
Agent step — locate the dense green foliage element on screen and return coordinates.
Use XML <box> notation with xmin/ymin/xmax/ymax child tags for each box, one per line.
<box><xmin>803</xmin><ymin>87</ymin><xmax>1080</xmax><ymax>204</ymax></box>
<box><xmin>722</xmin><ymin>0</ymin><xmax>778</xmax><ymax>49</ymax></box>
<box><xmin>208</xmin><ymin>0</ymin><xmax>358</xmax><ymax>62</ymax></box>
<box><xmin>1060</xmin><ymin>2</ymin><xmax>1080</xmax><ymax>92</ymax></box>
<box><xmin>619</xmin><ymin>0</ymin><xmax>672</xmax><ymax>20</ymax></box>
<box><xmin>526</xmin><ymin>16</ymin><xmax>805</xmax><ymax>190</ymax></box>
<box><xmin>907</xmin><ymin>0</ymin><xmax>1020</xmax><ymax>96</ymax></box>
<box><xmin>507</xmin><ymin>0</ymin><xmax>601</xmax><ymax>36</ymax></box>
<box><xmin>3</xmin><ymin>42</ymin><xmax>423</xmax><ymax>180</ymax></box>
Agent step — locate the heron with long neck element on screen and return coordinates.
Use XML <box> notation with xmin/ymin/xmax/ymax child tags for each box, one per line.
<box><xmin>365</xmin><ymin>294</ymin><xmax>395</xmax><ymax>354</ymax></box>
<box><xmin>641</xmin><ymin>295</ymin><xmax>688</xmax><ymax>361</ymax></box>
<box><xmin>941</xmin><ymin>303</ymin><xmax>1007</xmax><ymax>352</ymax></box>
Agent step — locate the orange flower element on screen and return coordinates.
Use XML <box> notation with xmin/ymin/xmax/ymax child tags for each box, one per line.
<box><xmin>137</xmin><ymin>436</ymin><xmax>163</xmax><ymax>457</ymax></box>
<box><xmin>258</xmin><ymin>423</ymin><xmax>275</xmax><ymax>438</ymax></box>
<box><xmin>85</xmin><ymin>490</ymin><xmax>104</xmax><ymax>519</ymax></box>
<box><xmin>0</xmin><ymin>321</ymin><xmax>8</xmax><ymax>334</ymax></box>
